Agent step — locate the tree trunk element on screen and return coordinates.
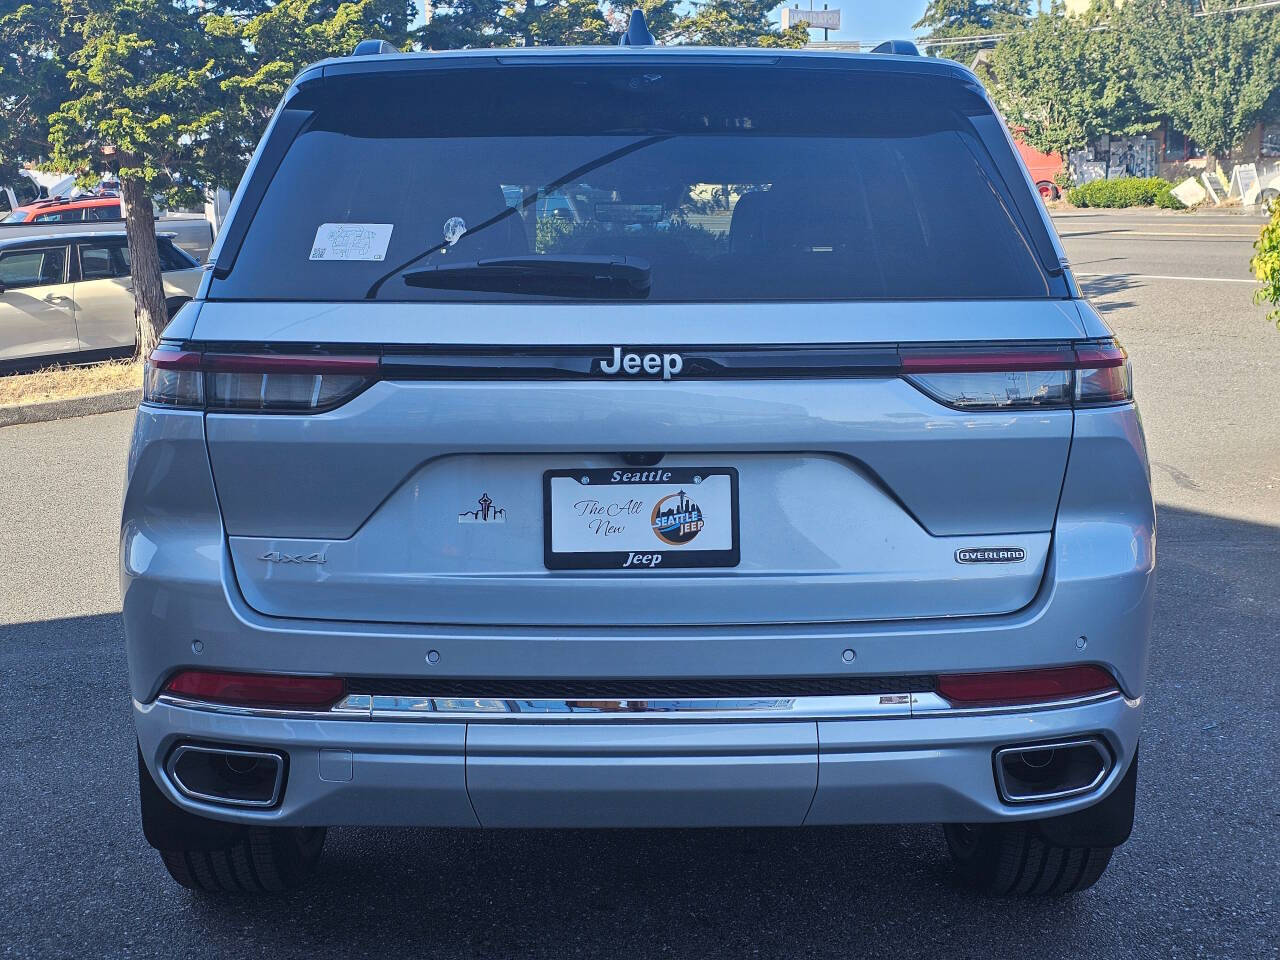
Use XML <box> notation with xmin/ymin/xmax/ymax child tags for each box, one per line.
<box><xmin>120</xmin><ymin>175</ymin><xmax>167</xmax><ymax>359</ymax></box>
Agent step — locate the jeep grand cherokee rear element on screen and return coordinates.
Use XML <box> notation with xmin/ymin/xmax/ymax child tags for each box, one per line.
<box><xmin>123</xmin><ymin>42</ymin><xmax>1154</xmax><ymax>896</ymax></box>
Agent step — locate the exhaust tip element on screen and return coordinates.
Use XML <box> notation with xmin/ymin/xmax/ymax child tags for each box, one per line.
<box><xmin>166</xmin><ymin>743</ymin><xmax>285</xmax><ymax>808</ymax></box>
<box><xmin>994</xmin><ymin>737</ymin><xmax>1111</xmax><ymax>804</ymax></box>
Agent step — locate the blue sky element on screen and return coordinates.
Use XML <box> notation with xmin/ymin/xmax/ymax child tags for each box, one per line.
<box><xmin>773</xmin><ymin>1</ymin><xmax>928</xmax><ymax>45</ymax></box>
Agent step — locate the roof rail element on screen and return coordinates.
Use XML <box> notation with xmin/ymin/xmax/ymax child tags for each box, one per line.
<box><xmin>871</xmin><ymin>40</ymin><xmax>920</xmax><ymax>56</ymax></box>
<box><xmin>618</xmin><ymin>9</ymin><xmax>656</xmax><ymax>46</ymax></box>
<box><xmin>351</xmin><ymin>39</ymin><xmax>398</xmax><ymax>56</ymax></box>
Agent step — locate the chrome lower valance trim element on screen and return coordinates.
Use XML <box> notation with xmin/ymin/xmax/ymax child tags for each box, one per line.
<box><xmin>149</xmin><ymin>690</ymin><xmax>1128</xmax><ymax>722</ymax></box>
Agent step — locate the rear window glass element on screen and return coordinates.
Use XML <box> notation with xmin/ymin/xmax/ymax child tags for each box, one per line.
<box><xmin>215</xmin><ymin>64</ymin><xmax>1057</xmax><ymax>303</ymax></box>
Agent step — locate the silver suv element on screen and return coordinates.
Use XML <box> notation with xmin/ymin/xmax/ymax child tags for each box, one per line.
<box><xmin>124</xmin><ymin>36</ymin><xmax>1154</xmax><ymax>896</ymax></box>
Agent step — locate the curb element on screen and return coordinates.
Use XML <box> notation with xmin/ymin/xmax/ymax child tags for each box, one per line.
<box><xmin>0</xmin><ymin>389</ymin><xmax>141</xmax><ymax>429</ymax></box>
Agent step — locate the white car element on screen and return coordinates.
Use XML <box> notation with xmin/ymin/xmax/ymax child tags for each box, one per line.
<box><xmin>0</xmin><ymin>231</ymin><xmax>202</xmax><ymax>370</ymax></box>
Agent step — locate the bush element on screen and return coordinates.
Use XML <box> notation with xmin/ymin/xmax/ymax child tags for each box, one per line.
<box><xmin>1253</xmin><ymin>199</ymin><xmax>1280</xmax><ymax>328</ymax></box>
<box><xmin>1066</xmin><ymin>176</ymin><xmax>1180</xmax><ymax>209</ymax></box>
<box><xmin>1155</xmin><ymin>182</ymin><xmax>1185</xmax><ymax>210</ymax></box>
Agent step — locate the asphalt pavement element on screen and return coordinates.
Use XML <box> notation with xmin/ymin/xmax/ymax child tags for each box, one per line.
<box><xmin>1</xmin><ymin>207</ymin><xmax>1277</xmax><ymax>959</ymax></box>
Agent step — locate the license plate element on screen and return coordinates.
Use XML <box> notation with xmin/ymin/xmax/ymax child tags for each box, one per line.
<box><xmin>543</xmin><ymin>467</ymin><xmax>739</xmax><ymax>570</ymax></box>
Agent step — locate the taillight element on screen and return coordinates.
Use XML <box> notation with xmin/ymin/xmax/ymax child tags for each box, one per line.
<box><xmin>164</xmin><ymin>669</ymin><xmax>347</xmax><ymax>709</ymax></box>
<box><xmin>1072</xmin><ymin>340</ymin><xmax>1132</xmax><ymax>405</ymax></box>
<box><xmin>902</xmin><ymin>339</ymin><xmax>1132</xmax><ymax>409</ymax></box>
<box><xmin>204</xmin><ymin>353</ymin><xmax>378</xmax><ymax>411</ymax></box>
<box><xmin>143</xmin><ymin>346</ymin><xmax>377</xmax><ymax>413</ymax></box>
<box><xmin>143</xmin><ymin>345</ymin><xmax>204</xmax><ymax>408</ymax></box>
<box><xmin>936</xmin><ymin>665</ymin><xmax>1119</xmax><ymax>707</ymax></box>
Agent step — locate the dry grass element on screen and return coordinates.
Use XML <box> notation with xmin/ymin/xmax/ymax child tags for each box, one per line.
<box><xmin>0</xmin><ymin>357</ymin><xmax>142</xmax><ymax>407</ymax></box>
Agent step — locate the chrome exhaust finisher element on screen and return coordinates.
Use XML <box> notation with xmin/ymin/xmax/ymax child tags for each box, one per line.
<box><xmin>166</xmin><ymin>743</ymin><xmax>286</xmax><ymax>809</ymax></box>
<box><xmin>993</xmin><ymin>737</ymin><xmax>1111</xmax><ymax>805</ymax></box>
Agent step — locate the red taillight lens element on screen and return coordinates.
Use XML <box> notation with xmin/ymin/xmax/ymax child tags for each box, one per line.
<box><xmin>901</xmin><ymin>339</ymin><xmax>1132</xmax><ymax>409</ymax></box>
<box><xmin>142</xmin><ymin>346</ymin><xmax>378</xmax><ymax>412</ymax></box>
<box><xmin>936</xmin><ymin>666</ymin><xmax>1118</xmax><ymax>707</ymax></box>
<box><xmin>164</xmin><ymin>670</ymin><xmax>347</xmax><ymax>709</ymax></box>
<box><xmin>1073</xmin><ymin>341</ymin><xmax>1132</xmax><ymax>405</ymax></box>
<box><xmin>143</xmin><ymin>345</ymin><xmax>204</xmax><ymax>408</ymax></box>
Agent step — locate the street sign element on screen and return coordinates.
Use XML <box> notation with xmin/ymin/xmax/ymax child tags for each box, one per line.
<box><xmin>781</xmin><ymin>6</ymin><xmax>841</xmax><ymax>30</ymax></box>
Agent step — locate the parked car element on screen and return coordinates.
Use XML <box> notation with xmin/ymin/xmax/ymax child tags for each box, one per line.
<box><xmin>2</xmin><ymin>194</ymin><xmax>126</xmax><ymax>225</ymax></box>
<box><xmin>125</xmin><ymin>31</ymin><xmax>1153</xmax><ymax>897</ymax></box>
<box><xmin>1012</xmin><ymin>129</ymin><xmax>1066</xmax><ymax>199</ymax></box>
<box><xmin>0</xmin><ymin>196</ymin><xmax>215</xmax><ymax>262</ymax></box>
<box><xmin>0</xmin><ymin>231</ymin><xmax>201</xmax><ymax>370</ymax></box>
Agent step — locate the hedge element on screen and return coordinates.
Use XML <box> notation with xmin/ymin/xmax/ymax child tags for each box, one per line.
<box><xmin>1066</xmin><ymin>176</ymin><xmax>1185</xmax><ymax>210</ymax></box>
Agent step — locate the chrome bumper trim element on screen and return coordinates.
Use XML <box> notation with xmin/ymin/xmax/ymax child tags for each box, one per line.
<box><xmin>150</xmin><ymin>690</ymin><xmax>1128</xmax><ymax>722</ymax></box>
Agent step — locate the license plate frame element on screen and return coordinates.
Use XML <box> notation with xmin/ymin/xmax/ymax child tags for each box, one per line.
<box><xmin>543</xmin><ymin>467</ymin><xmax>740</xmax><ymax>570</ymax></box>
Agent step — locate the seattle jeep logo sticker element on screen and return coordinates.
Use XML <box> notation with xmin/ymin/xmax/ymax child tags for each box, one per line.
<box><xmin>650</xmin><ymin>489</ymin><xmax>704</xmax><ymax>545</ymax></box>
<box><xmin>955</xmin><ymin>546</ymin><xmax>1026</xmax><ymax>564</ymax></box>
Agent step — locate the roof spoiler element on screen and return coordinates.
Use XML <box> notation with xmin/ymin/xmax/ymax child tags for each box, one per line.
<box><xmin>871</xmin><ymin>40</ymin><xmax>920</xmax><ymax>56</ymax></box>
<box><xmin>351</xmin><ymin>39</ymin><xmax>398</xmax><ymax>56</ymax></box>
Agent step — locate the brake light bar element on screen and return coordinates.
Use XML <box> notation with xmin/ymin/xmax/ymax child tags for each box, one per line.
<box><xmin>899</xmin><ymin>346</ymin><xmax>1077</xmax><ymax>373</ymax></box>
<box><xmin>201</xmin><ymin>353</ymin><xmax>380</xmax><ymax>375</ymax></box>
<box><xmin>143</xmin><ymin>339</ymin><xmax>1133</xmax><ymax>413</ymax></box>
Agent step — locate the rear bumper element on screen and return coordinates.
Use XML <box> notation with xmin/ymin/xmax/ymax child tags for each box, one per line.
<box><xmin>134</xmin><ymin>692</ymin><xmax>1141</xmax><ymax>829</ymax></box>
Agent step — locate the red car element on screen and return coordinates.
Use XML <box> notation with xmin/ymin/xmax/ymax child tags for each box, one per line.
<box><xmin>1012</xmin><ymin>131</ymin><xmax>1065</xmax><ymax>200</ymax></box>
<box><xmin>1</xmin><ymin>194</ymin><xmax>122</xmax><ymax>224</ymax></box>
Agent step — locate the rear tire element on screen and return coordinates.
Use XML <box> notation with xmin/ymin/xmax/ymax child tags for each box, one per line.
<box><xmin>943</xmin><ymin>821</ymin><xmax>1113</xmax><ymax>895</ymax></box>
<box><xmin>138</xmin><ymin>746</ymin><xmax>325</xmax><ymax>893</ymax></box>
<box><xmin>158</xmin><ymin>827</ymin><xmax>327</xmax><ymax>893</ymax></box>
<box><xmin>943</xmin><ymin>746</ymin><xmax>1137</xmax><ymax>896</ymax></box>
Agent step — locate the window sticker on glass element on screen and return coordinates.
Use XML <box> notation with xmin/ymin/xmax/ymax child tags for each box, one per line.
<box><xmin>309</xmin><ymin>223</ymin><xmax>393</xmax><ymax>261</ymax></box>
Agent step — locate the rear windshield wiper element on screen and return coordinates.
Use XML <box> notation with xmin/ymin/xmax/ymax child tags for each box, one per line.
<box><xmin>402</xmin><ymin>255</ymin><xmax>651</xmax><ymax>300</ymax></box>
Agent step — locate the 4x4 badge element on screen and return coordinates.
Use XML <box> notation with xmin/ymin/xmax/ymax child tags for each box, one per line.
<box><xmin>259</xmin><ymin>551</ymin><xmax>326</xmax><ymax>564</ymax></box>
<box><xmin>955</xmin><ymin>547</ymin><xmax>1026</xmax><ymax>564</ymax></box>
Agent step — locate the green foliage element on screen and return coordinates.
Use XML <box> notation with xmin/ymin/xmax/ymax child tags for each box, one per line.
<box><xmin>47</xmin><ymin>0</ymin><xmax>235</xmax><ymax>204</ymax></box>
<box><xmin>989</xmin><ymin>3</ymin><xmax>1155</xmax><ymax>159</ymax></box>
<box><xmin>422</xmin><ymin>0</ymin><xmax>612</xmax><ymax>49</ymax></box>
<box><xmin>421</xmin><ymin>0</ymin><xmax>805</xmax><ymax>50</ymax></box>
<box><xmin>1253</xmin><ymin>199</ymin><xmax>1280</xmax><ymax>328</ymax></box>
<box><xmin>1066</xmin><ymin>177</ymin><xmax>1179</xmax><ymax>209</ymax></box>
<box><xmin>207</xmin><ymin>0</ymin><xmax>416</xmax><ymax>183</ymax></box>
<box><xmin>1154</xmin><ymin>182</ymin><xmax>1184</xmax><ymax>210</ymax></box>
<box><xmin>671</xmin><ymin>0</ymin><xmax>808</xmax><ymax>48</ymax></box>
<box><xmin>914</xmin><ymin>0</ymin><xmax>1029</xmax><ymax>61</ymax></box>
<box><xmin>1120</xmin><ymin>0</ymin><xmax>1280</xmax><ymax>161</ymax></box>
<box><xmin>0</xmin><ymin>0</ymin><xmax>76</xmax><ymax>170</ymax></box>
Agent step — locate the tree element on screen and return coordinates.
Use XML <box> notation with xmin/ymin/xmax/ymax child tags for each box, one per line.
<box><xmin>421</xmin><ymin>0</ymin><xmax>806</xmax><ymax>49</ymax></box>
<box><xmin>0</xmin><ymin>0</ymin><xmax>75</xmax><ymax>173</ymax></box>
<box><xmin>207</xmin><ymin>0</ymin><xmax>418</xmax><ymax>186</ymax></box>
<box><xmin>670</xmin><ymin>0</ymin><xmax>808</xmax><ymax>47</ymax></box>
<box><xmin>421</xmin><ymin>0</ymin><xmax>613</xmax><ymax>48</ymax></box>
<box><xmin>914</xmin><ymin>0</ymin><xmax>1029</xmax><ymax>61</ymax></box>
<box><xmin>48</xmin><ymin>0</ymin><xmax>235</xmax><ymax>357</ymax></box>
<box><xmin>988</xmin><ymin>3</ymin><xmax>1156</xmax><ymax>160</ymax></box>
<box><xmin>1121</xmin><ymin>0</ymin><xmax>1280</xmax><ymax>165</ymax></box>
